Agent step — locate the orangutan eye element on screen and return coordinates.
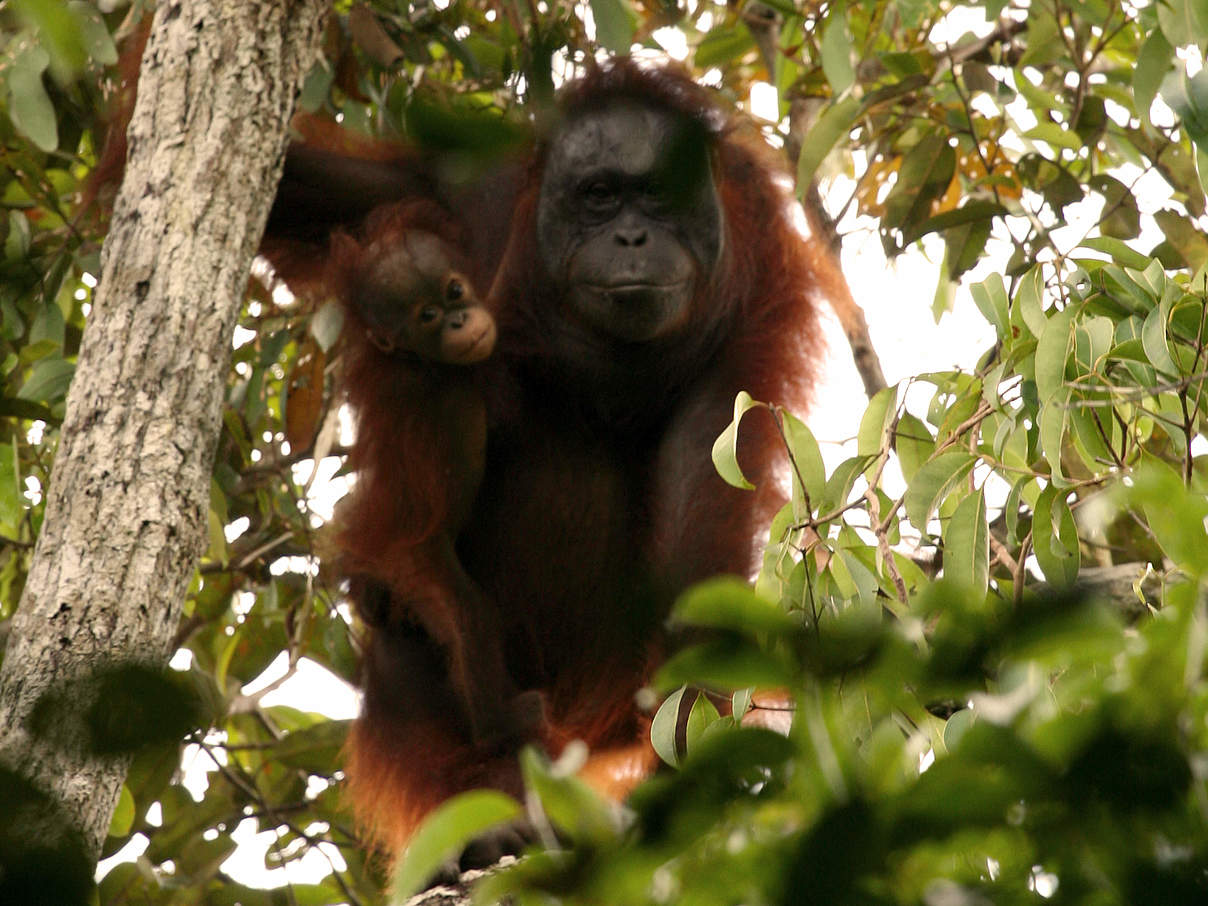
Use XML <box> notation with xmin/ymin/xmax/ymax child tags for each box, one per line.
<box><xmin>446</xmin><ymin>278</ymin><xmax>465</xmax><ymax>301</ymax></box>
<box><xmin>579</xmin><ymin>177</ymin><xmax>619</xmax><ymax>211</ymax></box>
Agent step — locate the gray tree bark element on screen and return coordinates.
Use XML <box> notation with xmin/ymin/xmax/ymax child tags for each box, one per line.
<box><xmin>0</xmin><ymin>0</ymin><xmax>327</xmax><ymax>866</ymax></box>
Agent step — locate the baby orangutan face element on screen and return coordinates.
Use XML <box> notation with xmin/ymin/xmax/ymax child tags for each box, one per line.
<box><xmin>355</xmin><ymin>231</ymin><xmax>496</xmax><ymax>364</ymax></box>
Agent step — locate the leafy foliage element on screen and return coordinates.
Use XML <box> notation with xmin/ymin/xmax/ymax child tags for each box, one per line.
<box><xmin>4</xmin><ymin>0</ymin><xmax>1208</xmax><ymax>904</ymax></box>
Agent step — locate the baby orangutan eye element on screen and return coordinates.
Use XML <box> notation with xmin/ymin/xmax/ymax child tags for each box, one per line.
<box><xmin>446</xmin><ymin>278</ymin><xmax>465</xmax><ymax>301</ymax></box>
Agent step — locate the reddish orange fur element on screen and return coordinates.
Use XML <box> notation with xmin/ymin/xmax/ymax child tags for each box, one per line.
<box><xmin>329</xmin><ymin>200</ymin><xmax>476</xmax><ymax>553</ymax></box>
<box><xmin>271</xmin><ymin>59</ymin><xmax>824</xmax><ymax>863</ymax></box>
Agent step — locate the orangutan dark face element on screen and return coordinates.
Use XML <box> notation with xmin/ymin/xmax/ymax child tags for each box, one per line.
<box><xmin>536</xmin><ymin>102</ymin><xmax>723</xmax><ymax>343</ymax></box>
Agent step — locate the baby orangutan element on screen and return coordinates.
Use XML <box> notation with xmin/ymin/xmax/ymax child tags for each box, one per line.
<box><xmin>329</xmin><ymin>203</ymin><xmax>545</xmax><ymax>760</ymax></box>
<box><xmin>355</xmin><ymin>229</ymin><xmax>496</xmax><ymax>367</ymax></box>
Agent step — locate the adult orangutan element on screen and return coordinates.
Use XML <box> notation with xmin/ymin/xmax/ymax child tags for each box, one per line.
<box><xmin>268</xmin><ymin>58</ymin><xmax>825</xmax><ymax>862</ymax></box>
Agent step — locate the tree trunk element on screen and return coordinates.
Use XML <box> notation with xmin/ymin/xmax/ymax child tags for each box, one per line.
<box><xmin>0</xmin><ymin>0</ymin><xmax>327</xmax><ymax>868</ymax></box>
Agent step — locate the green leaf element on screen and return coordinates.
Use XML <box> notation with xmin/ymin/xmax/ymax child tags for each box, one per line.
<box><xmin>1135</xmin><ymin>30</ymin><xmax>1175</xmax><ymax>128</ymax></box>
<box><xmin>10</xmin><ymin>0</ymin><xmax>88</xmax><ymax>76</ymax></box>
<box><xmin>1194</xmin><ymin>145</ymin><xmax>1208</xmax><ymax>206</ymax></box>
<box><xmin>970</xmin><ymin>273</ymin><xmax>1010</xmax><ymax>338</ymax></box>
<box><xmin>818</xmin><ymin>454</ymin><xmax>875</xmax><ymax>515</ymax></box>
<box><xmin>30</xmin><ymin>302</ymin><xmax>65</xmax><ymax>348</ymax></box>
<box><xmin>1004</xmin><ymin>475</ymin><xmax>1027</xmax><ymax>545</ymax></box>
<box><xmin>711</xmin><ymin>391</ymin><xmax>760</xmax><ymax>489</ymax></box>
<box><xmin>1038</xmin><ymin>390</ymin><xmax>1070</xmax><ymax>481</ymax></box>
<box><xmin>942</xmin><ymin>708</ymin><xmax>976</xmax><ymax>752</ymax></box>
<box><xmin>17</xmin><ymin>358</ymin><xmax>74</xmax><ymax>402</ymax></box>
<box><xmin>1154</xmin><ymin>209</ymin><xmax>1208</xmax><ymax>270</ymax></box>
<box><xmin>652</xmin><ymin>685</ymin><xmax>689</xmax><ymax>767</ymax></box>
<box><xmin>1023</xmin><ymin>122</ymin><xmax>1084</xmax><ymax>152</ymax></box>
<box><xmin>1142</xmin><ymin>294</ymin><xmax>1180</xmax><ymax>376</ymax></box>
<box><xmin>4</xmin><ymin>211</ymin><xmax>30</xmax><ymax>262</ymax></box>
<box><xmin>1079</xmin><ymin>237</ymin><xmax>1152</xmax><ymax>271</ymax></box>
<box><xmin>695</xmin><ymin>24</ymin><xmax>756</xmax><ymax>69</ymax></box>
<box><xmin>732</xmin><ymin>688</ymin><xmax>753</xmax><ymax>721</ymax></box>
<box><xmin>895</xmin><ymin>0</ymin><xmax>933</xmax><ymax>29</ymax></box>
<box><xmin>1089</xmin><ymin>174</ymin><xmax>1141</xmax><ymax>240</ymax></box>
<box><xmin>781</xmin><ymin>411</ymin><xmax>826</xmax><ymax>503</ymax></box>
<box><xmin>893</xmin><ymin>412</ymin><xmax>933</xmax><ymax>482</ymax></box>
<box><xmin>673</xmin><ymin>576</ymin><xmax>797</xmax><ymax>635</ymax></box>
<box><xmin>297</xmin><ymin>61</ymin><xmax>334</xmax><ymax>113</ymax></box>
<box><xmin>0</xmin><ymin>397</ymin><xmax>53</xmax><ymax>423</ymax></box>
<box><xmin>108</xmin><ymin>784</ymin><xmax>136</xmax><ymax>837</ymax></box>
<box><xmin>857</xmin><ymin>385</ymin><xmax>897</xmax><ymax>456</ymax></box>
<box><xmin>68</xmin><ymin>1</ymin><xmax>118</xmax><ymax>65</ymax></box>
<box><xmin>1014</xmin><ymin>264</ymin><xmax>1047</xmax><ymax>337</ymax></box>
<box><xmin>685</xmin><ymin>692</ymin><xmax>722</xmax><ymax>754</ymax></box>
<box><xmin>0</xmin><ymin>443</ymin><xmax>20</xmax><ymax>532</ymax></box>
<box><xmin>1018</xmin><ymin>5</ymin><xmax>1063</xmax><ymax>66</ymax></box>
<box><xmin>273</xmin><ymin>720</ymin><xmax>350</xmax><ymax>773</ymax></box>
<box><xmin>831</xmin><ymin>547</ymin><xmax>878</xmax><ymax>608</ymax></box>
<box><xmin>933</xmin><ymin>254</ymin><xmax>956</xmax><ymax>319</ymax></box>
<box><xmin>884</xmin><ymin>133</ymin><xmax>956</xmax><ymax>240</ymax></box>
<box><xmin>659</xmin><ymin>636</ymin><xmax>794</xmax><ymax>690</ymax></box>
<box><xmin>1017</xmin><ymin>154</ymin><xmax>1083</xmax><ymax>213</ymax></box>
<box><xmin>1161</xmin><ymin>68</ymin><xmax>1208</xmax><ymax>146</ymax></box>
<box><xmin>1013</xmin><ymin>68</ymin><xmax>1068</xmax><ymax>118</ymax></box>
<box><xmin>520</xmin><ymin>747</ymin><xmax>618</xmax><ymax>843</ymax></box>
<box><xmin>1157</xmin><ymin>0</ymin><xmax>1208</xmax><ymax>48</ymax></box>
<box><xmin>391</xmin><ymin>791</ymin><xmax>522</xmax><ymax>900</ymax></box>
<box><xmin>904</xmin><ymin>451</ymin><xmax>976</xmax><ymax>533</ymax></box>
<box><xmin>1032</xmin><ymin>485</ymin><xmax>1079</xmax><ymax>585</ymax></box>
<box><xmin>7</xmin><ymin>46</ymin><xmax>58</xmax><ymax>152</ymax></box>
<box><xmin>796</xmin><ymin>94</ymin><xmax>862</xmax><ymax>187</ymax></box>
<box><xmin>1074</xmin><ymin>316</ymin><xmax>1114</xmax><ymax>373</ymax></box>
<box><xmin>206</xmin><ymin>507</ymin><xmax>228</xmax><ymax>568</ymax></box>
<box><xmin>942</xmin><ymin>216</ymin><xmax>993</xmax><ymax>281</ymax></box>
<box><xmin>1034</xmin><ymin>306</ymin><xmax>1074</xmax><ymax>401</ymax></box>
<box><xmin>1073</xmin><ymin>94</ymin><xmax>1107</xmax><ymax>143</ymax></box>
<box><xmin>1069</xmin><ymin>405</ymin><xmax>1115</xmax><ymax>470</ymax></box>
<box><xmin>404</xmin><ymin>97</ymin><xmax>527</xmax><ymax>157</ymax></box>
<box><xmin>906</xmin><ymin>199</ymin><xmax>1007</xmax><ymax>246</ymax></box>
<box><xmin>820</xmin><ymin>2</ymin><xmax>855</xmax><ymax>94</ymax></box>
<box><xmin>589</xmin><ymin>0</ymin><xmax>637</xmax><ymax>54</ymax></box>
<box><xmin>944</xmin><ymin>489</ymin><xmax>989</xmax><ymax>596</ymax></box>
<box><xmin>1132</xmin><ymin>462</ymin><xmax>1208</xmax><ymax>578</ymax></box>
<box><xmin>209</xmin><ymin>476</ymin><xmax>229</xmax><ymax>527</ymax></box>
<box><xmin>1100</xmin><ymin>265</ymin><xmax>1155</xmax><ymax>312</ymax></box>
